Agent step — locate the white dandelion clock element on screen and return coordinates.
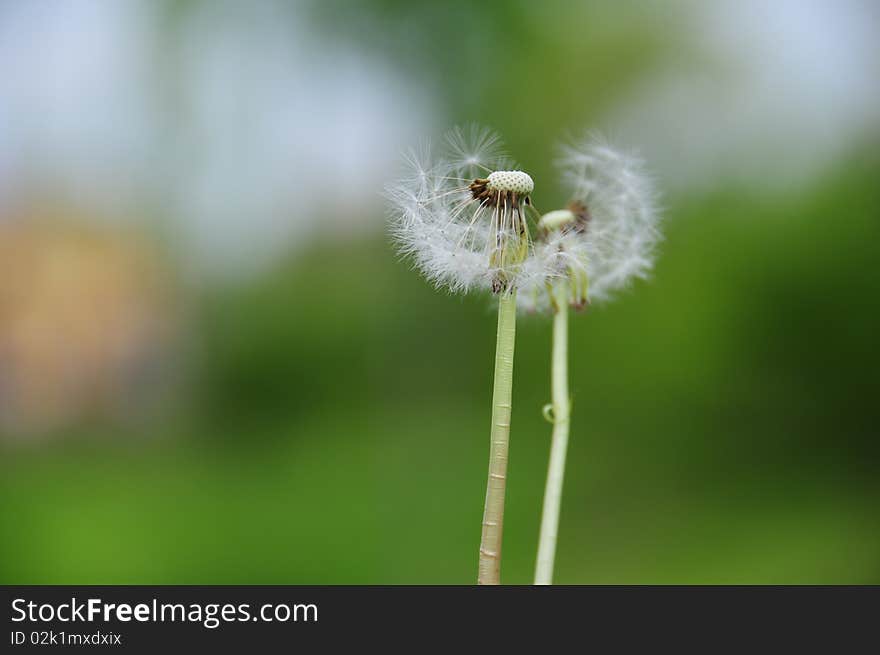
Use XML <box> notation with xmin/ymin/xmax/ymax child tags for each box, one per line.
<box><xmin>386</xmin><ymin>126</ymin><xmax>548</xmax><ymax>585</ymax></box>
<box><xmin>564</xmin><ymin>134</ymin><xmax>660</xmax><ymax>301</ymax></box>
<box><xmin>521</xmin><ymin>135</ymin><xmax>660</xmax><ymax>313</ymax></box>
<box><xmin>531</xmin><ymin>134</ymin><xmax>662</xmax><ymax>586</ymax></box>
<box><xmin>387</xmin><ymin>126</ymin><xmax>542</xmax><ymax>296</ymax></box>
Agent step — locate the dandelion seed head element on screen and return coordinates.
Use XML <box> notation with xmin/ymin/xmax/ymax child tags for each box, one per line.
<box><xmin>519</xmin><ymin>133</ymin><xmax>661</xmax><ymax>313</ymax></box>
<box><xmin>386</xmin><ymin>126</ymin><xmax>550</xmax><ymax>296</ymax></box>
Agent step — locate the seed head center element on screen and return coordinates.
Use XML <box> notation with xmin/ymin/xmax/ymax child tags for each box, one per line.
<box><xmin>486</xmin><ymin>171</ymin><xmax>534</xmax><ymax>195</ymax></box>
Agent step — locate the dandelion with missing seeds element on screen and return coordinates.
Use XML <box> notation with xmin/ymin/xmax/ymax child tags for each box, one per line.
<box><xmin>387</xmin><ymin>126</ymin><xmax>558</xmax><ymax>584</ymax></box>
<box><xmin>524</xmin><ymin>134</ymin><xmax>661</xmax><ymax>585</ymax></box>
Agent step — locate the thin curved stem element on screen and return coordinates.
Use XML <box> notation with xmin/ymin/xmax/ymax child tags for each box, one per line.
<box><xmin>478</xmin><ymin>291</ymin><xmax>517</xmax><ymax>585</ymax></box>
<box><xmin>535</xmin><ymin>281</ymin><xmax>571</xmax><ymax>585</ymax></box>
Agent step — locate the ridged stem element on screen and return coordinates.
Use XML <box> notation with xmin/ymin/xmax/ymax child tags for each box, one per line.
<box><xmin>478</xmin><ymin>290</ymin><xmax>517</xmax><ymax>585</ymax></box>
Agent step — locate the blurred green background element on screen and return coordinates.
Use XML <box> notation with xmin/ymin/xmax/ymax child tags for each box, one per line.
<box><xmin>1</xmin><ymin>0</ymin><xmax>878</xmax><ymax>584</ymax></box>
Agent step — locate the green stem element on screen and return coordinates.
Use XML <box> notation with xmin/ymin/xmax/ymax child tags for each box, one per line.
<box><xmin>478</xmin><ymin>290</ymin><xmax>517</xmax><ymax>585</ymax></box>
<box><xmin>534</xmin><ymin>281</ymin><xmax>570</xmax><ymax>585</ymax></box>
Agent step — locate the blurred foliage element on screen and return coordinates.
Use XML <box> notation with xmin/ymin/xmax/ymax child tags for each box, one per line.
<box><xmin>1</xmin><ymin>1</ymin><xmax>878</xmax><ymax>584</ymax></box>
<box><xmin>311</xmin><ymin>0</ymin><xmax>677</xmax><ymax>179</ymax></box>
